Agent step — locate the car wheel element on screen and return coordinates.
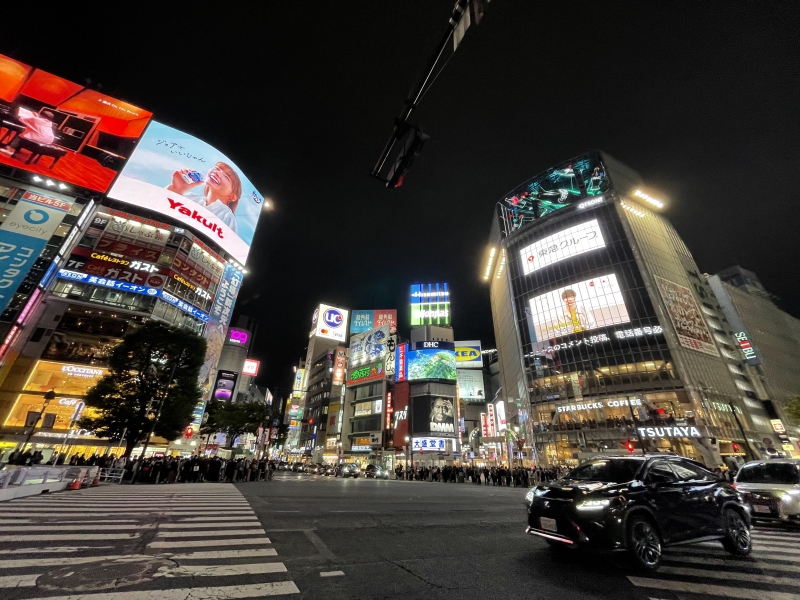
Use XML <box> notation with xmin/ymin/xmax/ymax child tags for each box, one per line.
<box><xmin>627</xmin><ymin>514</ymin><xmax>662</xmax><ymax>571</ymax></box>
<box><xmin>721</xmin><ymin>508</ymin><xmax>752</xmax><ymax>556</ymax></box>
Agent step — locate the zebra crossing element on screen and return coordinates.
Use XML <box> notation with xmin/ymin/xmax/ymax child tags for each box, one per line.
<box><xmin>0</xmin><ymin>483</ymin><xmax>299</xmax><ymax>599</ymax></box>
<box><xmin>628</xmin><ymin>527</ymin><xmax>800</xmax><ymax>599</ymax></box>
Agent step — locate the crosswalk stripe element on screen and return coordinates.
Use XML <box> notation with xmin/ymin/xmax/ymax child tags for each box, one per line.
<box><xmin>147</xmin><ymin>537</ymin><xmax>272</xmax><ymax>549</ymax></box>
<box><xmin>159</xmin><ymin>521</ymin><xmax>259</xmax><ymax>529</ymax></box>
<box><xmin>628</xmin><ymin>576</ymin><xmax>799</xmax><ymax>600</ymax></box>
<box><xmin>0</xmin><ymin>533</ymin><xmax>139</xmax><ymax>542</ymax></box>
<box><xmin>179</xmin><ymin>516</ymin><xmax>262</xmax><ymax>521</ymax></box>
<box><xmin>153</xmin><ymin>562</ymin><xmax>287</xmax><ymax>577</ymax></box>
<box><xmin>0</xmin><ymin>546</ymin><xmax>115</xmax><ymax>554</ymax></box>
<box><xmin>666</xmin><ymin>547</ymin><xmax>800</xmax><ymax>562</ymax></box>
<box><xmin>660</xmin><ymin>565</ymin><xmax>800</xmax><ymax>586</ymax></box>
<box><xmin>663</xmin><ymin>554</ymin><xmax>800</xmax><ymax>573</ymax></box>
<box><xmin>155</xmin><ymin>529</ymin><xmax>267</xmax><ymax>538</ymax></box>
<box><xmin>0</xmin><ymin>573</ymin><xmax>38</xmax><ymax>588</ymax></box>
<box><xmin>166</xmin><ymin>548</ymin><xmax>278</xmax><ymax>560</ymax></box>
<box><xmin>0</xmin><ymin>524</ymin><xmax>151</xmax><ymax>532</ymax></box>
<box><xmin>21</xmin><ymin>581</ymin><xmax>301</xmax><ymax>600</ymax></box>
<box><xmin>0</xmin><ymin>510</ymin><xmax>254</xmax><ymax>515</ymax></box>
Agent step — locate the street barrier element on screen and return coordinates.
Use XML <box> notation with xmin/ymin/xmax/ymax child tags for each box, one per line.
<box><xmin>98</xmin><ymin>468</ymin><xmax>125</xmax><ymax>484</ymax></box>
<box><xmin>0</xmin><ymin>466</ymin><xmax>70</xmax><ymax>501</ymax></box>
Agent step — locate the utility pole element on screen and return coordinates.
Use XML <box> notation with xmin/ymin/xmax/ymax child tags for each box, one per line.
<box><xmin>20</xmin><ymin>389</ymin><xmax>56</xmax><ymax>453</ymax></box>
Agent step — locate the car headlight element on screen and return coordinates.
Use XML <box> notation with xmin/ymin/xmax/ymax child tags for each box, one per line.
<box><xmin>525</xmin><ymin>489</ymin><xmax>536</xmax><ymax>504</ymax></box>
<box><xmin>575</xmin><ymin>499</ymin><xmax>611</xmax><ymax>511</ymax></box>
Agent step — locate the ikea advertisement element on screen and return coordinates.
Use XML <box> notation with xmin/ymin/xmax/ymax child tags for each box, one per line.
<box><xmin>454</xmin><ymin>340</ymin><xmax>483</xmax><ymax>369</ymax></box>
<box><xmin>0</xmin><ymin>190</ymin><xmax>72</xmax><ymax>313</ymax></box>
<box><xmin>528</xmin><ymin>274</ymin><xmax>630</xmax><ymax>341</ymax></box>
<box><xmin>107</xmin><ymin>122</ymin><xmax>265</xmax><ymax>264</ymax></box>
<box><xmin>407</xmin><ymin>348</ymin><xmax>457</xmax><ymax>382</ymax></box>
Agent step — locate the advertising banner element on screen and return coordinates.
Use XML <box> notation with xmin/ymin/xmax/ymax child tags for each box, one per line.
<box><xmin>480</xmin><ymin>413</ymin><xmax>490</xmax><ymax>437</ymax></box>
<box><xmin>406</xmin><ymin>348</ymin><xmax>457</xmax><ymax>381</ymax></box>
<box><xmin>519</xmin><ymin>219</ymin><xmax>606</xmax><ymax>275</ymax></box>
<box><xmin>349</xmin><ymin>324</ymin><xmax>390</xmax><ymax>366</ymax></box>
<box><xmin>454</xmin><ymin>340</ymin><xmax>483</xmax><ymax>369</ymax></box>
<box><xmin>350</xmin><ymin>308</ymin><xmax>397</xmax><ymax>333</ymax></box>
<box><xmin>385</xmin><ymin>334</ymin><xmax>396</xmax><ymax>378</ymax></box>
<box><xmin>487</xmin><ymin>403</ymin><xmax>496</xmax><ymax>436</ymax></box>
<box><xmin>410</xmin><ymin>283</ymin><xmax>450</xmax><ymax>326</ymax></box>
<box><xmin>193</xmin><ymin>263</ymin><xmax>243</xmax><ymax>426</ymax></box>
<box><xmin>528</xmin><ymin>273</ymin><xmax>630</xmax><ymax>341</ymax></box>
<box><xmin>212</xmin><ymin>370</ymin><xmax>238</xmax><ymax>401</ymax></box>
<box><xmin>654</xmin><ymin>276</ymin><xmax>719</xmax><ymax>357</ymax></box>
<box><xmin>348</xmin><ymin>361</ymin><xmax>384</xmax><ymax>386</ymax></box>
<box><xmin>242</xmin><ymin>359</ymin><xmax>260</xmax><ymax>376</ymax></box>
<box><xmin>0</xmin><ymin>190</ymin><xmax>72</xmax><ymax>313</ymax></box>
<box><xmin>107</xmin><ymin>121</ymin><xmax>265</xmax><ymax>263</ymax></box>
<box><xmin>495</xmin><ymin>400</ymin><xmax>507</xmax><ymax>431</ymax></box>
<box><xmin>227</xmin><ymin>328</ymin><xmax>249</xmax><ymax>346</ymax></box>
<box><xmin>457</xmin><ymin>369</ymin><xmax>486</xmax><ymax>402</ymax></box>
<box><xmin>314</xmin><ymin>303</ymin><xmax>349</xmax><ymax>342</ymax></box>
<box><xmin>412</xmin><ymin>395</ymin><xmax>456</xmax><ymax>437</ymax></box>
<box><xmin>332</xmin><ymin>347</ymin><xmax>347</xmax><ymax>386</ymax></box>
<box><xmin>0</xmin><ymin>53</ymin><xmax>153</xmax><ymax>193</ymax></box>
<box><xmin>293</xmin><ymin>368</ymin><xmax>305</xmax><ymax>398</ymax></box>
<box><xmin>395</xmin><ymin>343</ymin><xmax>408</xmax><ymax>382</ymax></box>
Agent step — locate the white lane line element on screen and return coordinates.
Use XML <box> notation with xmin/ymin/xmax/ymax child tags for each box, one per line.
<box><xmin>156</xmin><ymin>529</ymin><xmax>266</xmax><ymax>538</ymax></box>
<box><xmin>667</xmin><ymin>547</ymin><xmax>800</xmax><ymax>562</ymax></box>
<box><xmin>628</xmin><ymin>576</ymin><xmax>798</xmax><ymax>600</ymax></box>
<box><xmin>0</xmin><ymin>546</ymin><xmax>115</xmax><ymax>555</ymax></box>
<box><xmin>178</xmin><ymin>516</ymin><xmax>261</xmax><ymax>522</ymax></box>
<box><xmin>320</xmin><ymin>571</ymin><xmax>345</xmax><ymax>577</ymax></box>
<box><xmin>0</xmin><ymin>524</ymin><xmax>150</xmax><ymax>532</ymax></box>
<box><xmin>0</xmin><ymin>573</ymin><xmax>39</xmax><ymax>588</ymax></box>
<box><xmin>0</xmin><ymin>510</ymin><xmax>254</xmax><ymax>516</ymax></box>
<box><xmin>13</xmin><ymin>503</ymin><xmax>250</xmax><ymax>508</ymax></box>
<box><xmin>166</xmin><ymin>548</ymin><xmax>277</xmax><ymax>560</ymax></box>
<box><xmin>0</xmin><ymin>555</ymin><xmax>128</xmax><ymax>569</ymax></box>
<box><xmin>148</xmin><ymin>537</ymin><xmax>271</xmax><ymax>549</ymax></box>
<box><xmin>21</xmin><ymin>581</ymin><xmax>300</xmax><ymax>600</ymax></box>
<box><xmin>154</xmin><ymin>562</ymin><xmax>286</xmax><ymax>577</ymax></box>
<box><xmin>660</xmin><ymin>566</ymin><xmax>800</xmax><ymax>586</ymax></box>
<box><xmin>159</xmin><ymin>521</ymin><xmax>259</xmax><ymax>529</ymax></box>
<box><xmin>0</xmin><ymin>533</ymin><xmax>140</xmax><ymax>542</ymax></box>
<box><xmin>662</xmin><ymin>555</ymin><xmax>800</xmax><ymax>572</ymax></box>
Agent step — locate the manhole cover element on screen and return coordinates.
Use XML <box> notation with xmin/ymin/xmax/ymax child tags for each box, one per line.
<box><xmin>37</xmin><ymin>557</ymin><xmax>173</xmax><ymax>592</ymax></box>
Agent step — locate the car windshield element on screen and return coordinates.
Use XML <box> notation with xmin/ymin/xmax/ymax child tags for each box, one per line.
<box><xmin>566</xmin><ymin>459</ymin><xmax>644</xmax><ymax>483</ymax></box>
<box><xmin>737</xmin><ymin>463</ymin><xmax>800</xmax><ymax>485</ymax></box>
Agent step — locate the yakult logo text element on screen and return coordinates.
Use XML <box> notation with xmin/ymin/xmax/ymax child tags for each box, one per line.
<box><xmin>167</xmin><ymin>198</ymin><xmax>225</xmax><ymax>239</ymax></box>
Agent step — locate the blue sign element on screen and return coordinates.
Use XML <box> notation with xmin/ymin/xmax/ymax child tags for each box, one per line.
<box><xmin>350</xmin><ymin>309</ymin><xmax>374</xmax><ymax>334</ymax></box>
<box><xmin>56</xmin><ymin>270</ymin><xmax>209</xmax><ymax>322</ymax></box>
<box><xmin>323</xmin><ymin>308</ymin><xmax>344</xmax><ymax>328</ymax></box>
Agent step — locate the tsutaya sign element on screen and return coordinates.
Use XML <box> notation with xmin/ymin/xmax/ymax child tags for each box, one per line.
<box><xmin>637</xmin><ymin>426</ymin><xmax>702</xmax><ymax>439</ymax></box>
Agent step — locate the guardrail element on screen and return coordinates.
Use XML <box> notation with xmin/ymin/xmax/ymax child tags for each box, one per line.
<box><xmin>98</xmin><ymin>468</ymin><xmax>125</xmax><ymax>484</ymax></box>
<box><xmin>0</xmin><ymin>466</ymin><xmax>68</xmax><ymax>488</ymax></box>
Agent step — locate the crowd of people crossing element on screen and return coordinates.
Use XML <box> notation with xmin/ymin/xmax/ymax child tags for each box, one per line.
<box><xmin>128</xmin><ymin>456</ymin><xmax>276</xmax><ymax>484</ymax></box>
<box><xmin>394</xmin><ymin>464</ymin><xmax>569</xmax><ymax>486</ymax></box>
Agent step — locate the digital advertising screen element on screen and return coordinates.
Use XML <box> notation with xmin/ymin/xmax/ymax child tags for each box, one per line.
<box><xmin>107</xmin><ymin>121</ymin><xmax>265</xmax><ymax>264</ymax></box>
<box><xmin>406</xmin><ymin>348</ymin><xmax>457</xmax><ymax>381</ymax></box>
<box><xmin>519</xmin><ymin>219</ymin><xmax>606</xmax><ymax>276</ymax></box>
<box><xmin>410</xmin><ymin>282</ymin><xmax>450</xmax><ymax>326</ymax></box>
<box><xmin>0</xmin><ymin>53</ymin><xmax>152</xmax><ymax>193</ymax></box>
<box><xmin>457</xmin><ymin>369</ymin><xmax>485</xmax><ymax>402</ymax></box>
<box><xmin>213</xmin><ymin>370</ymin><xmax>238</xmax><ymax>401</ymax></box>
<box><xmin>412</xmin><ymin>395</ymin><xmax>456</xmax><ymax>437</ymax></box>
<box><xmin>528</xmin><ymin>273</ymin><xmax>630</xmax><ymax>341</ymax></box>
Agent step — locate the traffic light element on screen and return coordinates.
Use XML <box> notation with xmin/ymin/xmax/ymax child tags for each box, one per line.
<box><xmin>385</xmin><ymin>124</ymin><xmax>430</xmax><ymax>189</ymax></box>
<box><xmin>184</xmin><ymin>426</ymin><xmax>194</xmax><ymax>439</ymax></box>
<box><xmin>732</xmin><ymin>443</ymin><xmax>740</xmax><ymax>453</ymax></box>
<box><xmin>624</xmin><ymin>440</ymin><xmax>634</xmax><ymax>453</ymax></box>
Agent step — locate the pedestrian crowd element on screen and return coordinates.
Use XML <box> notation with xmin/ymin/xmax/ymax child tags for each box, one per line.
<box><xmin>128</xmin><ymin>456</ymin><xmax>276</xmax><ymax>484</ymax></box>
<box><xmin>393</xmin><ymin>464</ymin><xmax>570</xmax><ymax>486</ymax></box>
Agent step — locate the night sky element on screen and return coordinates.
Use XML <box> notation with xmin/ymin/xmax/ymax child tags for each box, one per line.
<box><xmin>4</xmin><ymin>2</ymin><xmax>799</xmax><ymax>396</ymax></box>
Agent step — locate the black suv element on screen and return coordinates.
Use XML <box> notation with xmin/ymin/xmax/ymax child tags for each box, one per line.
<box><xmin>525</xmin><ymin>455</ymin><xmax>752</xmax><ymax>570</ymax></box>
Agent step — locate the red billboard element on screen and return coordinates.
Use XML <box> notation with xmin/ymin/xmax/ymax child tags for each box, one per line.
<box><xmin>0</xmin><ymin>52</ymin><xmax>152</xmax><ymax>192</ymax></box>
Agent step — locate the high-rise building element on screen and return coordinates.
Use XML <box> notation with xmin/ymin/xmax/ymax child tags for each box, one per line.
<box><xmin>483</xmin><ymin>151</ymin><xmax>783</xmax><ymax>468</ymax></box>
<box><xmin>0</xmin><ymin>52</ymin><xmax>266</xmax><ymax>461</ymax></box>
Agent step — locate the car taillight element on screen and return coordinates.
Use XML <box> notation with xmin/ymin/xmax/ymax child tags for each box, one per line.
<box><xmin>731</xmin><ymin>483</ymin><xmax>737</xmax><ymax>489</ymax></box>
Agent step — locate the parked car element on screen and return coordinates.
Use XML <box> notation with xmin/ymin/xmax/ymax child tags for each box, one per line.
<box><xmin>277</xmin><ymin>461</ymin><xmax>290</xmax><ymax>471</ymax></box>
<box><xmin>323</xmin><ymin>464</ymin><xmax>336</xmax><ymax>476</ymax></box>
<box><xmin>365</xmin><ymin>465</ymin><xmax>389</xmax><ymax>479</ymax></box>
<box><xmin>306</xmin><ymin>463</ymin><xmax>326</xmax><ymax>475</ymax></box>
<box><xmin>290</xmin><ymin>462</ymin><xmax>305</xmax><ymax>472</ymax></box>
<box><xmin>524</xmin><ymin>454</ymin><xmax>752</xmax><ymax>571</ymax></box>
<box><xmin>734</xmin><ymin>459</ymin><xmax>800</xmax><ymax>526</ymax></box>
<box><xmin>335</xmin><ymin>463</ymin><xmax>361</xmax><ymax>478</ymax></box>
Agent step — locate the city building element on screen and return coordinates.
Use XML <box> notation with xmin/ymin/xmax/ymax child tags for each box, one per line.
<box><xmin>483</xmin><ymin>151</ymin><xmax>782</xmax><ymax>469</ymax></box>
<box><xmin>0</xmin><ymin>52</ymin><xmax>266</xmax><ymax>461</ymax></box>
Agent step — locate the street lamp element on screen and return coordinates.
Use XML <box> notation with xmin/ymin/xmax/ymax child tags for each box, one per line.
<box><xmin>20</xmin><ymin>389</ymin><xmax>56</xmax><ymax>453</ymax></box>
<box><xmin>404</xmin><ymin>435</ymin><xmax>411</xmax><ymax>480</ymax></box>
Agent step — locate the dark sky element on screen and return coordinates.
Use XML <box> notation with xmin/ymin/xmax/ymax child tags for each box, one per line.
<box><xmin>5</xmin><ymin>2</ymin><xmax>799</xmax><ymax>395</ymax></box>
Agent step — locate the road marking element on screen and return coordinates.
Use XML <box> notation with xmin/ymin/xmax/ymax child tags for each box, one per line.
<box><xmin>0</xmin><ymin>546</ymin><xmax>115</xmax><ymax>554</ymax></box>
<box><xmin>154</xmin><ymin>562</ymin><xmax>287</xmax><ymax>577</ymax></box>
<box><xmin>159</xmin><ymin>521</ymin><xmax>259</xmax><ymax>528</ymax></box>
<box><xmin>166</xmin><ymin>548</ymin><xmax>278</xmax><ymax>560</ymax></box>
<box><xmin>667</xmin><ymin>547</ymin><xmax>800</xmax><ymax>562</ymax></box>
<box><xmin>21</xmin><ymin>581</ymin><xmax>301</xmax><ymax>600</ymax></box>
<box><xmin>660</xmin><ymin>565</ymin><xmax>800</xmax><ymax>586</ymax></box>
<box><xmin>0</xmin><ymin>524</ymin><xmax>151</xmax><ymax>532</ymax></box>
<box><xmin>0</xmin><ymin>510</ymin><xmax>254</xmax><ymax>516</ymax></box>
<box><xmin>148</xmin><ymin>537</ymin><xmax>271</xmax><ymax>549</ymax></box>
<box><xmin>628</xmin><ymin>576</ymin><xmax>799</xmax><ymax>600</ymax></box>
<box><xmin>0</xmin><ymin>573</ymin><xmax>39</xmax><ymax>588</ymax></box>
<box><xmin>663</xmin><ymin>554</ymin><xmax>800</xmax><ymax>573</ymax></box>
<box><xmin>320</xmin><ymin>571</ymin><xmax>345</xmax><ymax>577</ymax></box>
<box><xmin>155</xmin><ymin>528</ymin><xmax>266</xmax><ymax>538</ymax></box>
<box><xmin>179</xmin><ymin>516</ymin><xmax>260</xmax><ymax>521</ymax></box>
<box><xmin>0</xmin><ymin>533</ymin><xmax>139</xmax><ymax>542</ymax></box>
<box><xmin>303</xmin><ymin>529</ymin><xmax>336</xmax><ymax>560</ymax></box>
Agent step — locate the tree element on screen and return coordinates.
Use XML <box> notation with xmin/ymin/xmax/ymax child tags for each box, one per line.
<box><xmin>79</xmin><ymin>321</ymin><xmax>206</xmax><ymax>458</ymax></box>
<box><xmin>201</xmin><ymin>398</ymin><xmax>272</xmax><ymax>449</ymax></box>
<box><xmin>785</xmin><ymin>396</ymin><xmax>800</xmax><ymax>425</ymax></box>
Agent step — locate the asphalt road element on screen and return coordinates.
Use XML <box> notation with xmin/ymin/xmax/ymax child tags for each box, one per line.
<box><xmin>1</xmin><ymin>475</ymin><xmax>798</xmax><ymax>600</ymax></box>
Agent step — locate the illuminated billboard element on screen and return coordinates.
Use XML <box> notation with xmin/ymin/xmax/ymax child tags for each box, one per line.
<box><xmin>410</xmin><ymin>283</ymin><xmax>450</xmax><ymax>326</ymax></box>
<box><xmin>242</xmin><ymin>359</ymin><xmax>260</xmax><ymax>376</ymax></box>
<box><xmin>107</xmin><ymin>122</ymin><xmax>265</xmax><ymax>263</ymax></box>
<box><xmin>454</xmin><ymin>340</ymin><xmax>483</xmax><ymax>369</ymax></box>
<box><xmin>412</xmin><ymin>396</ymin><xmax>456</xmax><ymax>437</ymax></box>
<box><xmin>0</xmin><ymin>53</ymin><xmax>152</xmax><ymax>193</ymax></box>
<box><xmin>350</xmin><ymin>309</ymin><xmax>397</xmax><ymax>334</ymax></box>
<box><xmin>407</xmin><ymin>349</ymin><xmax>457</xmax><ymax>381</ymax></box>
<box><xmin>213</xmin><ymin>370</ymin><xmax>238</xmax><ymax>401</ymax></box>
<box><xmin>349</xmin><ymin>324</ymin><xmax>390</xmax><ymax>366</ymax></box>
<box><xmin>528</xmin><ymin>274</ymin><xmax>630</xmax><ymax>341</ymax></box>
<box><xmin>654</xmin><ymin>276</ymin><xmax>718</xmax><ymax>357</ymax></box>
<box><xmin>457</xmin><ymin>369</ymin><xmax>485</xmax><ymax>402</ymax></box>
<box><xmin>519</xmin><ymin>220</ymin><xmax>606</xmax><ymax>275</ymax></box>
<box><xmin>314</xmin><ymin>303</ymin><xmax>349</xmax><ymax>342</ymax></box>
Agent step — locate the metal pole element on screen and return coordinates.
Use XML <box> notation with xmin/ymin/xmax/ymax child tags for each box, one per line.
<box><xmin>371</xmin><ymin>0</ymin><xmax>468</xmax><ymax>177</ymax></box>
<box><xmin>728</xmin><ymin>401</ymin><xmax>755</xmax><ymax>461</ymax></box>
<box><xmin>627</xmin><ymin>398</ymin><xmax>647</xmax><ymax>455</ymax></box>
<box><xmin>19</xmin><ymin>390</ymin><xmax>55</xmax><ymax>453</ymax></box>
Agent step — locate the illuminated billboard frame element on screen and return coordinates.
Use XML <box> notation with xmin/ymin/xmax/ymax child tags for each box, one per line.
<box><xmin>519</xmin><ymin>219</ymin><xmax>606</xmax><ymax>276</ymax></box>
<box><xmin>454</xmin><ymin>340</ymin><xmax>483</xmax><ymax>369</ymax></box>
<box><xmin>528</xmin><ymin>273</ymin><xmax>630</xmax><ymax>341</ymax></box>
<box><xmin>410</xmin><ymin>283</ymin><xmax>450</xmax><ymax>326</ymax></box>
<box><xmin>0</xmin><ymin>52</ymin><xmax>152</xmax><ymax>193</ymax></box>
<box><xmin>314</xmin><ymin>303</ymin><xmax>349</xmax><ymax>342</ymax></box>
<box><xmin>107</xmin><ymin>121</ymin><xmax>265</xmax><ymax>264</ymax></box>
<box><xmin>406</xmin><ymin>349</ymin><xmax>457</xmax><ymax>382</ymax></box>
<box><xmin>243</xmin><ymin>359</ymin><xmax>260</xmax><ymax>376</ymax></box>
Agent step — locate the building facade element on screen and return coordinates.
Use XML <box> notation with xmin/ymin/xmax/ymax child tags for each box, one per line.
<box><xmin>484</xmin><ymin>151</ymin><xmax>781</xmax><ymax>469</ymax></box>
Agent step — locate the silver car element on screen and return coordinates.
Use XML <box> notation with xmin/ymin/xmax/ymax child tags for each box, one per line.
<box><xmin>734</xmin><ymin>459</ymin><xmax>800</xmax><ymax>526</ymax></box>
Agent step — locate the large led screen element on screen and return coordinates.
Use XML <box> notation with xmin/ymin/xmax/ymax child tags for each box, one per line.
<box><xmin>107</xmin><ymin>122</ymin><xmax>265</xmax><ymax>264</ymax></box>
<box><xmin>519</xmin><ymin>220</ymin><xmax>606</xmax><ymax>275</ymax></box>
<box><xmin>655</xmin><ymin>276</ymin><xmax>719</xmax><ymax>357</ymax></box>
<box><xmin>407</xmin><ymin>348</ymin><xmax>457</xmax><ymax>381</ymax></box>
<box><xmin>528</xmin><ymin>274</ymin><xmax>630</xmax><ymax>341</ymax></box>
<box><xmin>0</xmin><ymin>53</ymin><xmax>152</xmax><ymax>193</ymax></box>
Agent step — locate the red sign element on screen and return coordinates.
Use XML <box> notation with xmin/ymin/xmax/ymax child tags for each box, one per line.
<box><xmin>332</xmin><ymin>347</ymin><xmax>347</xmax><ymax>386</ymax></box>
<box><xmin>396</xmin><ymin>343</ymin><xmax>407</xmax><ymax>382</ymax></box>
<box><xmin>173</xmin><ymin>254</ymin><xmax>213</xmax><ymax>290</ymax></box>
<box><xmin>386</xmin><ymin>391</ymin><xmax>393</xmax><ymax>429</ymax></box>
<box><xmin>21</xmin><ymin>191</ymin><xmax>72</xmax><ymax>211</ymax></box>
<box><xmin>480</xmin><ymin>413</ymin><xmax>489</xmax><ymax>437</ymax></box>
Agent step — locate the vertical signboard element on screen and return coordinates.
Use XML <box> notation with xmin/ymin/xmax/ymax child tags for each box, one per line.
<box><xmin>0</xmin><ymin>191</ymin><xmax>72</xmax><ymax>313</ymax></box>
<box><xmin>332</xmin><ymin>347</ymin><xmax>347</xmax><ymax>385</ymax></box>
<box><xmin>486</xmin><ymin>403</ymin><xmax>496</xmax><ymax>436</ymax></box>
<box><xmin>395</xmin><ymin>343</ymin><xmax>408</xmax><ymax>382</ymax></box>
<box><xmin>480</xmin><ymin>412</ymin><xmax>490</xmax><ymax>437</ymax></box>
<box><xmin>385</xmin><ymin>334</ymin><xmax>396</xmax><ymax>378</ymax></box>
<box><xmin>192</xmin><ymin>263</ymin><xmax>243</xmax><ymax>426</ymax></box>
<box><xmin>654</xmin><ymin>276</ymin><xmax>719</xmax><ymax>357</ymax></box>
